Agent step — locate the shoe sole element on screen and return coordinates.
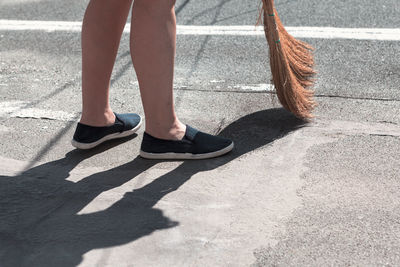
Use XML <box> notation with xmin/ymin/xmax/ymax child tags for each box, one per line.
<box><xmin>71</xmin><ymin>117</ymin><xmax>142</xmax><ymax>150</ymax></box>
<box><xmin>139</xmin><ymin>142</ymin><xmax>234</xmax><ymax>160</ymax></box>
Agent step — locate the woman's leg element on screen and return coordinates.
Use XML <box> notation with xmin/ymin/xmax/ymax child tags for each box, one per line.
<box><xmin>80</xmin><ymin>0</ymin><xmax>133</xmax><ymax>126</ymax></box>
<box><xmin>130</xmin><ymin>0</ymin><xmax>185</xmax><ymax>140</ymax></box>
<box><xmin>74</xmin><ymin>0</ymin><xmax>233</xmax><ymax>156</ymax></box>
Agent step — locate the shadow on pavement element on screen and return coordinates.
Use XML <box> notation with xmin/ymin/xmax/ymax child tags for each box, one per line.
<box><xmin>0</xmin><ymin>108</ymin><xmax>305</xmax><ymax>267</ymax></box>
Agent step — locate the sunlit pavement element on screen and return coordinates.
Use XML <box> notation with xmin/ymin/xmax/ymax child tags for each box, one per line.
<box><xmin>1</xmin><ymin>0</ymin><xmax>400</xmax><ymax>266</ymax></box>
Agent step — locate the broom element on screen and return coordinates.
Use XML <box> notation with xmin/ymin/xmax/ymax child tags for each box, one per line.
<box><xmin>260</xmin><ymin>0</ymin><xmax>316</xmax><ymax>119</ymax></box>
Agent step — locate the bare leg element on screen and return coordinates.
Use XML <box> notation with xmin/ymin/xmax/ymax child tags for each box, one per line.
<box><xmin>130</xmin><ymin>0</ymin><xmax>185</xmax><ymax>140</ymax></box>
<box><xmin>80</xmin><ymin>0</ymin><xmax>133</xmax><ymax>126</ymax></box>
<box><xmin>75</xmin><ymin>0</ymin><xmax>233</xmax><ymax>156</ymax></box>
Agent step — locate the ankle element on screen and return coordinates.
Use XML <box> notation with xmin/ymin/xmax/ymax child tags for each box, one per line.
<box><xmin>145</xmin><ymin>120</ymin><xmax>186</xmax><ymax>140</ymax></box>
<box><xmin>80</xmin><ymin>109</ymin><xmax>115</xmax><ymax>127</ymax></box>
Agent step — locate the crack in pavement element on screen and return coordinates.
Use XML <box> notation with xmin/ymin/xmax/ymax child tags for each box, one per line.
<box><xmin>314</xmin><ymin>94</ymin><xmax>400</xmax><ymax>102</ymax></box>
<box><xmin>174</xmin><ymin>88</ymin><xmax>400</xmax><ymax>102</ymax></box>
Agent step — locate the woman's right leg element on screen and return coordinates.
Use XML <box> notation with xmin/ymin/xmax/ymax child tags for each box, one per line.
<box><xmin>80</xmin><ymin>0</ymin><xmax>133</xmax><ymax>127</ymax></box>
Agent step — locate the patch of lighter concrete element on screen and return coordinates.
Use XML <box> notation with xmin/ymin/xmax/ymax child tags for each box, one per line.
<box><xmin>80</xmin><ymin>131</ymin><xmax>334</xmax><ymax>266</ymax></box>
<box><xmin>0</xmin><ymin>156</ymin><xmax>27</xmax><ymax>176</ymax></box>
<box><xmin>75</xmin><ymin>165</ymin><xmax>182</xmax><ymax>215</ymax></box>
<box><xmin>0</xmin><ymin>124</ymin><xmax>9</xmax><ymax>133</ymax></box>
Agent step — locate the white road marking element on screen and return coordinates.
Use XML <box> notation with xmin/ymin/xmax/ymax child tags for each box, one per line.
<box><xmin>176</xmin><ymin>83</ymin><xmax>275</xmax><ymax>92</ymax></box>
<box><xmin>1</xmin><ymin>20</ymin><xmax>400</xmax><ymax>41</ymax></box>
<box><xmin>1</xmin><ymin>0</ymin><xmax>43</xmax><ymax>4</ymax></box>
<box><xmin>232</xmin><ymin>83</ymin><xmax>274</xmax><ymax>92</ymax></box>
<box><xmin>0</xmin><ymin>101</ymin><xmax>78</xmax><ymax>121</ymax></box>
<box><xmin>0</xmin><ymin>82</ymin><xmax>271</xmax><ymax>122</ymax></box>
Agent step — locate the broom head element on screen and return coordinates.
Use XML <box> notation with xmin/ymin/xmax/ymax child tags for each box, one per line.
<box><xmin>260</xmin><ymin>0</ymin><xmax>316</xmax><ymax>119</ymax></box>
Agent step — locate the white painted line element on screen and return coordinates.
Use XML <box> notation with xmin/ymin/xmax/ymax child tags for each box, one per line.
<box><xmin>0</xmin><ymin>101</ymin><xmax>78</xmax><ymax>121</ymax></box>
<box><xmin>232</xmin><ymin>83</ymin><xmax>275</xmax><ymax>92</ymax></box>
<box><xmin>0</xmin><ymin>82</ymin><xmax>269</xmax><ymax>122</ymax></box>
<box><xmin>0</xmin><ymin>20</ymin><xmax>83</xmax><ymax>32</ymax></box>
<box><xmin>1</xmin><ymin>20</ymin><xmax>400</xmax><ymax>41</ymax></box>
<box><xmin>176</xmin><ymin>25</ymin><xmax>264</xmax><ymax>36</ymax></box>
<box><xmin>176</xmin><ymin>83</ymin><xmax>275</xmax><ymax>92</ymax></box>
<box><xmin>286</xmin><ymin>26</ymin><xmax>400</xmax><ymax>41</ymax></box>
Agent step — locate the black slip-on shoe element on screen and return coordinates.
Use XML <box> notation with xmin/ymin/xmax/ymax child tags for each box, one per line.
<box><xmin>71</xmin><ymin>113</ymin><xmax>142</xmax><ymax>149</ymax></box>
<box><xmin>139</xmin><ymin>125</ymin><xmax>234</xmax><ymax>160</ymax></box>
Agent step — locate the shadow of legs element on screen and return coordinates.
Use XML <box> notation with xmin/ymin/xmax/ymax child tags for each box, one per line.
<box><xmin>0</xmin><ymin>108</ymin><xmax>305</xmax><ymax>267</ymax></box>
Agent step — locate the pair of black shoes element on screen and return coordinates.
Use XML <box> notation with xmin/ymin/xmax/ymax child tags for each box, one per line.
<box><xmin>72</xmin><ymin>113</ymin><xmax>233</xmax><ymax>160</ymax></box>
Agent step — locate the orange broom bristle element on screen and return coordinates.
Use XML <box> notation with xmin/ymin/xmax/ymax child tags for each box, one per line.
<box><xmin>259</xmin><ymin>0</ymin><xmax>316</xmax><ymax>119</ymax></box>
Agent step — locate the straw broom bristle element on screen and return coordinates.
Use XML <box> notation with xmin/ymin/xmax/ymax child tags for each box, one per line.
<box><xmin>260</xmin><ymin>0</ymin><xmax>316</xmax><ymax>119</ymax></box>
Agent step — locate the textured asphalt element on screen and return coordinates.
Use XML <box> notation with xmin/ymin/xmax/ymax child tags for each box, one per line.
<box><xmin>1</xmin><ymin>0</ymin><xmax>400</xmax><ymax>266</ymax></box>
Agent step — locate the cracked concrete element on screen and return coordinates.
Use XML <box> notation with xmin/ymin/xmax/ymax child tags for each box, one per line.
<box><xmin>1</xmin><ymin>115</ymin><xmax>399</xmax><ymax>266</ymax></box>
<box><xmin>253</xmin><ymin>134</ymin><xmax>400</xmax><ymax>266</ymax></box>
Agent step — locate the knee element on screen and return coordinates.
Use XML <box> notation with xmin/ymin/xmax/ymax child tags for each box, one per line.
<box><xmin>133</xmin><ymin>0</ymin><xmax>176</xmax><ymax>15</ymax></box>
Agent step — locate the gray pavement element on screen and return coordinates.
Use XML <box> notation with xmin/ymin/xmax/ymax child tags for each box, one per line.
<box><xmin>1</xmin><ymin>0</ymin><xmax>400</xmax><ymax>266</ymax></box>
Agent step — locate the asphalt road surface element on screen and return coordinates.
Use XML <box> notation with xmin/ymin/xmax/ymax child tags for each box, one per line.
<box><xmin>1</xmin><ymin>0</ymin><xmax>400</xmax><ymax>266</ymax></box>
